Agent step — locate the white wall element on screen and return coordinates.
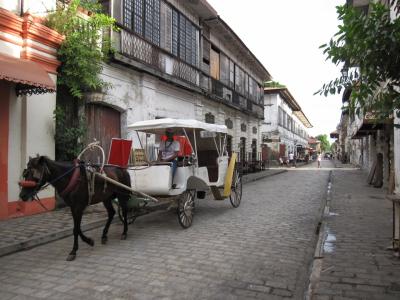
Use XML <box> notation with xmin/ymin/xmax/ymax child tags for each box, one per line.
<box><xmin>7</xmin><ymin>75</ymin><xmax>57</xmax><ymax>201</ymax></box>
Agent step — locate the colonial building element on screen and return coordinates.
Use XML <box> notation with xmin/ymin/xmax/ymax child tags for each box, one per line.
<box><xmin>335</xmin><ymin>86</ymin><xmax>392</xmax><ymax>188</ymax></box>
<box><xmin>0</xmin><ymin>1</ymin><xmax>63</xmax><ymax>219</ymax></box>
<box><xmin>261</xmin><ymin>87</ymin><xmax>312</xmax><ymax>161</ymax></box>
<box><xmin>84</xmin><ymin>0</ymin><xmax>271</xmax><ymax>163</ymax></box>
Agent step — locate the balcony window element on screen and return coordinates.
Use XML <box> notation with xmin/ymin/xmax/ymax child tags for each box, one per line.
<box><xmin>123</xmin><ymin>0</ymin><xmax>160</xmax><ymax>46</ymax></box>
<box><xmin>123</xmin><ymin>0</ymin><xmax>198</xmax><ymax>66</ymax></box>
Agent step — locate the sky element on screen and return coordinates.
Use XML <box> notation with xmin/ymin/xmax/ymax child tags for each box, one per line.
<box><xmin>207</xmin><ymin>0</ymin><xmax>345</xmax><ymax>139</ymax></box>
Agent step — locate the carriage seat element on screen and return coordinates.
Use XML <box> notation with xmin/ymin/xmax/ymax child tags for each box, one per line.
<box><xmin>160</xmin><ymin>135</ymin><xmax>193</xmax><ymax>166</ymax></box>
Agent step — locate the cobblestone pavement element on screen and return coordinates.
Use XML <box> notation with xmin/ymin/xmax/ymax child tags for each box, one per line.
<box><xmin>312</xmin><ymin>167</ymin><xmax>400</xmax><ymax>300</ymax></box>
<box><xmin>0</xmin><ymin>169</ymin><xmax>286</xmax><ymax>258</ymax></box>
<box><xmin>0</xmin><ymin>163</ymin><xmax>331</xmax><ymax>299</ymax></box>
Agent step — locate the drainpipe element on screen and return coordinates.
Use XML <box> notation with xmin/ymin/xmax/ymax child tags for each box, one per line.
<box><xmin>20</xmin><ymin>0</ymin><xmax>24</xmax><ymax>16</ymax></box>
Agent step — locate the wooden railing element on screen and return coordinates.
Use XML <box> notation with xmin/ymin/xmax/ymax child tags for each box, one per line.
<box><xmin>120</xmin><ymin>29</ymin><xmax>200</xmax><ymax>86</ymax></box>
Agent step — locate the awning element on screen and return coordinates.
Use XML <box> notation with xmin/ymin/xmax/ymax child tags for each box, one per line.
<box><xmin>351</xmin><ymin>113</ymin><xmax>392</xmax><ymax>139</ymax></box>
<box><xmin>0</xmin><ymin>53</ymin><xmax>56</xmax><ymax>96</ymax></box>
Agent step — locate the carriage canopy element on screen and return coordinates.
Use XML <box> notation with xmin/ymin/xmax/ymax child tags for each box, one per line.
<box><xmin>127</xmin><ymin>118</ymin><xmax>228</xmax><ymax>135</ymax></box>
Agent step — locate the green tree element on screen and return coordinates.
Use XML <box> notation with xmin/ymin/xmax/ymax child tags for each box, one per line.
<box><xmin>45</xmin><ymin>0</ymin><xmax>117</xmax><ymax>159</ymax></box>
<box><xmin>316</xmin><ymin>1</ymin><xmax>400</xmax><ymax>119</ymax></box>
<box><xmin>46</xmin><ymin>0</ymin><xmax>116</xmax><ymax>98</ymax></box>
<box><xmin>316</xmin><ymin>134</ymin><xmax>331</xmax><ymax>152</ymax></box>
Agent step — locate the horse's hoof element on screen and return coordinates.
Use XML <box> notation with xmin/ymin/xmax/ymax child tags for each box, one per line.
<box><xmin>88</xmin><ymin>238</ymin><xmax>95</xmax><ymax>247</ymax></box>
<box><xmin>101</xmin><ymin>237</ymin><xmax>108</xmax><ymax>244</ymax></box>
<box><xmin>66</xmin><ymin>254</ymin><xmax>76</xmax><ymax>261</ymax></box>
<box><xmin>121</xmin><ymin>234</ymin><xmax>127</xmax><ymax>240</ymax></box>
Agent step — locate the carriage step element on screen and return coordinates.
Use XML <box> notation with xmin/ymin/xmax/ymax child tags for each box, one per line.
<box><xmin>210</xmin><ymin>186</ymin><xmax>226</xmax><ymax>200</ymax></box>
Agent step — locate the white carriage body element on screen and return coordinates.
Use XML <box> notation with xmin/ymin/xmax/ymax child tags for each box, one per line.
<box><xmin>126</xmin><ymin>118</ymin><xmax>230</xmax><ymax>197</ymax></box>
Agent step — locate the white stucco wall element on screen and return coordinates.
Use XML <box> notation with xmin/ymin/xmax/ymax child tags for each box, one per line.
<box><xmin>7</xmin><ymin>74</ymin><xmax>57</xmax><ymax>201</ymax></box>
<box><xmin>0</xmin><ymin>39</ymin><xmax>21</xmax><ymax>58</ymax></box>
<box><xmin>95</xmin><ymin>61</ymin><xmax>262</xmax><ymax>156</ymax></box>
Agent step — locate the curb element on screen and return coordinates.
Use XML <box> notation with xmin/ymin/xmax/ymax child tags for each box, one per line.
<box><xmin>242</xmin><ymin>169</ymin><xmax>287</xmax><ymax>184</ymax></box>
<box><xmin>0</xmin><ymin>218</ymin><xmax>111</xmax><ymax>258</ymax></box>
<box><xmin>0</xmin><ymin>169</ymin><xmax>287</xmax><ymax>258</ymax></box>
<box><xmin>305</xmin><ymin>170</ymin><xmax>333</xmax><ymax>300</ymax></box>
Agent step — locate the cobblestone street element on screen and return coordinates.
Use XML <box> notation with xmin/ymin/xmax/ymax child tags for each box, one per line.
<box><xmin>0</xmin><ymin>162</ymin><xmax>331</xmax><ymax>300</ymax></box>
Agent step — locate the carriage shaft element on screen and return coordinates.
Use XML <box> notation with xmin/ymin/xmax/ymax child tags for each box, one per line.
<box><xmin>93</xmin><ymin>172</ymin><xmax>159</xmax><ymax>203</ymax></box>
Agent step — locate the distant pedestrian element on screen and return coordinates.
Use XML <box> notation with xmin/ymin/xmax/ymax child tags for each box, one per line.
<box><xmin>317</xmin><ymin>153</ymin><xmax>322</xmax><ymax>168</ymax></box>
<box><xmin>288</xmin><ymin>152</ymin><xmax>294</xmax><ymax>167</ymax></box>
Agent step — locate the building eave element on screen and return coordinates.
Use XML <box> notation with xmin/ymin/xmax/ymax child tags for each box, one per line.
<box><xmin>203</xmin><ymin>16</ymin><xmax>271</xmax><ymax>81</ymax></box>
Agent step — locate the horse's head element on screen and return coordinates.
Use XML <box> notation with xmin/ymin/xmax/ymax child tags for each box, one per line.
<box><xmin>19</xmin><ymin>155</ymin><xmax>50</xmax><ymax>201</ymax></box>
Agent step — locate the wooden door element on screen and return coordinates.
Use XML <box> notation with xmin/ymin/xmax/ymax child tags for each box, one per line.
<box><xmin>261</xmin><ymin>145</ymin><xmax>268</xmax><ymax>161</ymax></box>
<box><xmin>279</xmin><ymin>144</ymin><xmax>286</xmax><ymax>157</ymax></box>
<box><xmin>85</xmin><ymin>104</ymin><xmax>121</xmax><ymax>163</ymax></box>
<box><xmin>251</xmin><ymin>139</ymin><xmax>257</xmax><ymax>161</ymax></box>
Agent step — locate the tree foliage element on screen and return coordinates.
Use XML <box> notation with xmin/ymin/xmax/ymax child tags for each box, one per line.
<box><xmin>54</xmin><ymin>106</ymin><xmax>86</xmax><ymax>161</ymax></box>
<box><xmin>316</xmin><ymin>134</ymin><xmax>330</xmax><ymax>152</ymax></box>
<box><xmin>46</xmin><ymin>0</ymin><xmax>116</xmax><ymax>98</ymax></box>
<box><xmin>317</xmin><ymin>1</ymin><xmax>400</xmax><ymax>119</ymax></box>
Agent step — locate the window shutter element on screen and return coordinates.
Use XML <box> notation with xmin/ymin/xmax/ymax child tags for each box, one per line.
<box><xmin>220</xmin><ymin>53</ymin><xmax>229</xmax><ymax>86</ymax></box>
<box><xmin>133</xmin><ymin>0</ymin><xmax>143</xmax><ymax>35</ymax></box>
<box><xmin>152</xmin><ymin>0</ymin><xmax>160</xmax><ymax>46</ymax></box>
<box><xmin>210</xmin><ymin>48</ymin><xmax>220</xmax><ymax>80</ymax></box>
<box><xmin>123</xmin><ymin>0</ymin><xmax>133</xmax><ymax>29</ymax></box>
<box><xmin>160</xmin><ymin>1</ymin><xmax>172</xmax><ymax>52</ymax></box>
<box><xmin>172</xmin><ymin>9</ymin><xmax>178</xmax><ymax>56</ymax></box>
<box><xmin>179</xmin><ymin>14</ymin><xmax>186</xmax><ymax>60</ymax></box>
<box><xmin>185</xmin><ymin>19</ymin><xmax>192</xmax><ymax>64</ymax></box>
<box><xmin>144</xmin><ymin>0</ymin><xmax>153</xmax><ymax>41</ymax></box>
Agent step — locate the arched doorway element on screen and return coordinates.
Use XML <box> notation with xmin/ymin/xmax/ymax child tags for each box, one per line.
<box><xmin>85</xmin><ymin>104</ymin><xmax>121</xmax><ymax>163</ymax></box>
<box><xmin>240</xmin><ymin>137</ymin><xmax>246</xmax><ymax>163</ymax></box>
<box><xmin>227</xmin><ymin>135</ymin><xmax>232</xmax><ymax>157</ymax></box>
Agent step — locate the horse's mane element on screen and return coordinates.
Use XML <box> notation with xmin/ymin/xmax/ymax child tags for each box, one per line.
<box><xmin>41</xmin><ymin>156</ymin><xmax>75</xmax><ymax>168</ymax></box>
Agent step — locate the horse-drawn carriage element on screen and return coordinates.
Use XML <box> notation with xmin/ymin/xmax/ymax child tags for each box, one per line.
<box><xmin>116</xmin><ymin>118</ymin><xmax>242</xmax><ymax>228</ymax></box>
<box><xmin>19</xmin><ymin>118</ymin><xmax>242</xmax><ymax>260</ymax></box>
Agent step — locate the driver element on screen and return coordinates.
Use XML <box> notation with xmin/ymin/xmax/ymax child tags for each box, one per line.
<box><xmin>158</xmin><ymin>129</ymin><xmax>180</xmax><ymax>187</ymax></box>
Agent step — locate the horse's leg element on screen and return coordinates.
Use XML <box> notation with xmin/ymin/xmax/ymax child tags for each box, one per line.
<box><xmin>78</xmin><ymin>223</ymin><xmax>95</xmax><ymax>247</ymax></box>
<box><xmin>67</xmin><ymin>206</ymin><xmax>80</xmax><ymax>261</ymax></box>
<box><xmin>119</xmin><ymin>195</ymin><xmax>129</xmax><ymax>240</ymax></box>
<box><xmin>101</xmin><ymin>198</ymin><xmax>115</xmax><ymax>244</ymax></box>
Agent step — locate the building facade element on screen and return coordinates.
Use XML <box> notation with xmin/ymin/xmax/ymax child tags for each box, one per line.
<box><xmin>261</xmin><ymin>87</ymin><xmax>312</xmax><ymax>161</ymax></box>
<box><xmin>0</xmin><ymin>0</ymin><xmax>63</xmax><ymax>219</ymax></box>
<box><xmin>82</xmin><ymin>0</ymin><xmax>271</xmax><ymax>164</ymax></box>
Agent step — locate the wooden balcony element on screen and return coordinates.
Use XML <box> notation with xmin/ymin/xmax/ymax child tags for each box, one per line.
<box><xmin>115</xmin><ymin>28</ymin><xmax>264</xmax><ymax>119</ymax></box>
<box><xmin>117</xmin><ymin>29</ymin><xmax>200</xmax><ymax>88</ymax></box>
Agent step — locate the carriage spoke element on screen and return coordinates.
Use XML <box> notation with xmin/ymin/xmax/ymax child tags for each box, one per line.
<box><xmin>230</xmin><ymin>171</ymin><xmax>242</xmax><ymax>208</ymax></box>
<box><xmin>178</xmin><ymin>190</ymin><xmax>195</xmax><ymax>228</ymax></box>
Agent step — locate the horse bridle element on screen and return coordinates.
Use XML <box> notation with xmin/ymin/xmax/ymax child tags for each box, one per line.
<box><xmin>20</xmin><ymin>159</ymin><xmax>81</xmax><ymax>202</ymax></box>
<box><xmin>20</xmin><ymin>160</ymin><xmax>51</xmax><ymax>197</ymax></box>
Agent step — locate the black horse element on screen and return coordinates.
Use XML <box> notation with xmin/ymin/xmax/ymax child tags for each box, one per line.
<box><xmin>19</xmin><ymin>155</ymin><xmax>131</xmax><ymax>261</ymax></box>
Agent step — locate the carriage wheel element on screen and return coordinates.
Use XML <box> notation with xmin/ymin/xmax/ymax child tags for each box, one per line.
<box><xmin>230</xmin><ymin>170</ymin><xmax>242</xmax><ymax>208</ymax></box>
<box><xmin>177</xmin><ymin>190</ymin><xmax>195</xmax><ymax>229</ymax></box>
<box><xmin>116</xmin><ymin>202</ymin><xmax>136</xmax><ymax>225</ymax></box>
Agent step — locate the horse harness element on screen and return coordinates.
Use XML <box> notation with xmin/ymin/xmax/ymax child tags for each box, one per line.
<box><xmin>20</xmin><ymin>159</ymin><xmax>105</xmax><ymax>207</ymax></box>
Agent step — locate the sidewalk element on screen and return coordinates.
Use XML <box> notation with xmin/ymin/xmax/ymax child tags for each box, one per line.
<box><xmin>311</xmin><ymin>168</ymin><xmax>400</xmax><ymax>300</ymax></box>
<box><xmin>0</xmin><ymin>168</ymin><xmax>286</xmax><ymax>258</ymax></box>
